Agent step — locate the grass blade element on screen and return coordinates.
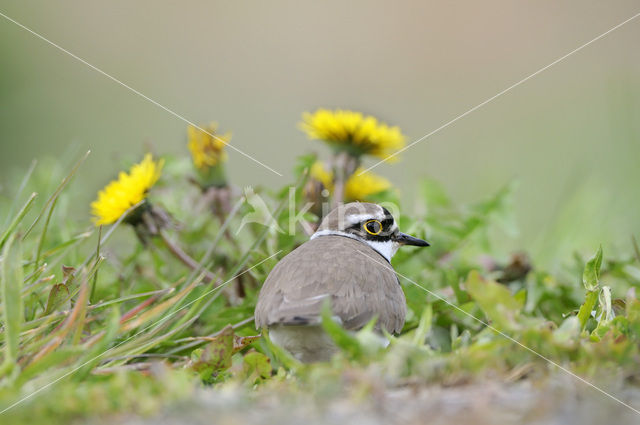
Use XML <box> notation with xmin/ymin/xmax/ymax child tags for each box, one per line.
<box><xmin>0</xmin><ymin>192</ymin><xmax>37</xmax><ymax>250</ymax></box>
<box><xmin>183</xmin><ymin>197</ymin><xmax>246</xmax><ymax>285</ymax></box>
<box><xmin>30</xmin><ymin>283</ymin><xmax>89</xmax><ymax>364</ymax></box>
<box><xmin>33</xmin><ymin>197</ymin><xmax>58</xmax><ymax>270</ymax></box>
<box><xmin>90</xmin><ymin>225</ymin><xmax>102</xmax><ymax>303</ymax></box>
<box><xmin>2</xmin><ymin>159</ymin><xmax>36</xmax><ymax>229</ymax></box>
<box><xmin>0</xmin><ymin>233</ymin><xmax>25</xmax><ymax>377</ymax></box>
<box><xmin>23</xmin><ymin>150</ymin><xmax>90</xmax><ymax>239</ymax></box>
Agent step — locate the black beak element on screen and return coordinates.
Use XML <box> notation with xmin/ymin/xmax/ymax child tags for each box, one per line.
<box><xmin>394</xmin><ymin>232</ymin><xmax>430</xmax><ymax>247</ymax></box>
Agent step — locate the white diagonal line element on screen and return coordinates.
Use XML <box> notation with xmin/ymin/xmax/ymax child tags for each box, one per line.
<box><xmin>360</xmin><ymin>11</ymin><xmax>640</xmax><ymax>175</ymax></box>
<box><xmin>0</xmin><ymin>251</ymin><xmax>280</xmax><ymax>415</ymax></box>
<box><xmin>356</xmin><ymin>250</ymin><xmax>640</xmax><ymax>416</ymax></box>
<box><xmin>0</xmin><ymin>11</ymin><xmax>283</xmax><ymax>177</ymax></box>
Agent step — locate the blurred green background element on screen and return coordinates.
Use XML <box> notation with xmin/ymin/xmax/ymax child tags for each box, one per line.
<box><xmin>1</xmin><ymin>1</ymin><xmax>639</xmax><ymax>268</ymax></box>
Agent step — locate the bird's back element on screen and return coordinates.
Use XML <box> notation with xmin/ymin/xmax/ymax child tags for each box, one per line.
<box><xmin>255</xmin><ymin>235</ymin><xmax>406</xmax><ymax>333</ymax></box>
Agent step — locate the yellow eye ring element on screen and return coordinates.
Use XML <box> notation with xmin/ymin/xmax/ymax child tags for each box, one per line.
<box><xmin>364</xmin><ymin>219</ymin><xmax>382</xmax><ymax>235</ymax></box>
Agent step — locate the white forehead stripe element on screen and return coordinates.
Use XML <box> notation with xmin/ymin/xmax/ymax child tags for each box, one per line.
<box><xmin>345</xmin><ymin>208</ymin><xmax>392</xmax><ymax>226</ymax></box>
<box><xmin>346</xmin><ymin>214</ymin><xmax>380</xmax><ymax>225</ymax></box>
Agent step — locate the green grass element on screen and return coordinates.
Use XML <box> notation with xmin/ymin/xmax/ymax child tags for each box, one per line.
<box><xmin>0</xmin><ymin>152</ymin><xmax>639</xmax><ymax>424</ymax></box>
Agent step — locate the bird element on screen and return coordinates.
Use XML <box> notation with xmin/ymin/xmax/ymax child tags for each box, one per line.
<box><xmin>254</xmin><ymin>202</ymin><xmax>429</xmax><ymax>362</ymax></box>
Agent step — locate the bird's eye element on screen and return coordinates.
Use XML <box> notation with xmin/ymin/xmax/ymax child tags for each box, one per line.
<box><xmin>364</xmin><ymin>219</ymin><xmax>382</xmax><ymax>235</ymax></box>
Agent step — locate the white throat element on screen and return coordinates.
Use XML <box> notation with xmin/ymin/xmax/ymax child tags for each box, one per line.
<box><xmin>311</xmin><ymin>230</ymin><xmax>398</xmax><ymax>262</ymax></box>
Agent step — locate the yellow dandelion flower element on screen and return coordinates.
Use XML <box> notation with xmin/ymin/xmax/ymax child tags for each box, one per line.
<box><xmin>300</xmin><ymin>109</ymin><xmax>405</xmax><ymax>161</ymax></box>
<box><xmin>91</xmin><ymin>154</ymin><xmax>164</xmax><ymax>225</ymax></box>
<box><xmin>310</xmin><ymin>161</ymin><xmax>392</xmax><ymax>201</ymax></box>
<box><xmin>187</xmin><ymin>123</ymin><xmax>230</xmax><ymax>170</ymax></box>
<box><xmin>309</xmin><ymin>161</ymin><xmax>333</xmax><ymax>189</ymax></box>
<box><xmin>345</xmin><ymin>168</ymin><xmax>392</xmax><ymax>201</ymax></box>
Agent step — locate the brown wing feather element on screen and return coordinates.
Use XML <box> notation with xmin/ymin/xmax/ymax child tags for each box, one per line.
<box><xmin>254</xmin><ymin>236</ymin><xmax>406</xmax><ymax>333</ymax></box>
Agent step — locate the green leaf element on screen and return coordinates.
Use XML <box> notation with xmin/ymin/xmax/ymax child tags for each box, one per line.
<box><xmin>582</xmin><ymin>245</ymin><xmax>603</xmax><ymax>291</ymax></box>
<box><xmin>514</xmin><ymin>288</ymin><xmax>527</xmax><ymax>306</ymax></box>
<box><xmin>577</xmin><ymin>290</ymin><xmax>598</xmax><ymax>330</ymax></box>
<box><xmin>189</xmin><ymin>325</ymin><xmax>234</xmax><ymax>382</ymax></box>
<box><xmin>411</xmin><ymin>304</ymin><xmax>433</xmax><ymax>347</ymax></box>
<box><xmin>43</xmin><ymin>283</ymin><xmax>70</xmax><ymax>316</ymax></box>
<box><xmin>1</xmin><ymin>233</ymin><xmax>24</xmax><ymax>377</ymax></box>
<box><xmin>243</xmin><ymin>351</ymin><xmax>272</xmax><ymax>381</ymax></box>
<box><xmin>465</xmin><ymin>270</ymin><xmax>522</xmax><ymax>330</ymax></box>
<box><xmin>189</xmin><ymin>348</ymin><xmax>213</xmax><ymax>382</ymax></box>
<box><xmin>553</xmin><ymin>316</ymin><xmax>580</xmax><ymax>343</ymax></box>
<box><xmin>625</xmin><ymin>295</ymin><xmax>640</xmax><ymax>340</ymax></box>
<box><xmin>590</xmin><ymin>321</ymin><xmax>611</xmax><ymax>342</ymax></box>
<box><xmin>203</xmin><ymin>326</ymin><xmax>234</xmax><ymax>369</ymax></box>
<box><xmin>451</xmin><ymin>329</ymin><xmax>471</xmax><ymax>350</ymax></box>
<box><xmin>261</xmin><ymin>329</ymin><xmax>302</xmax><ymax>371</ymax></box>
<box><xmin>445</xmin><ymin>269</ymin><xmax>469</xmax><ymax>304</ymax></box>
